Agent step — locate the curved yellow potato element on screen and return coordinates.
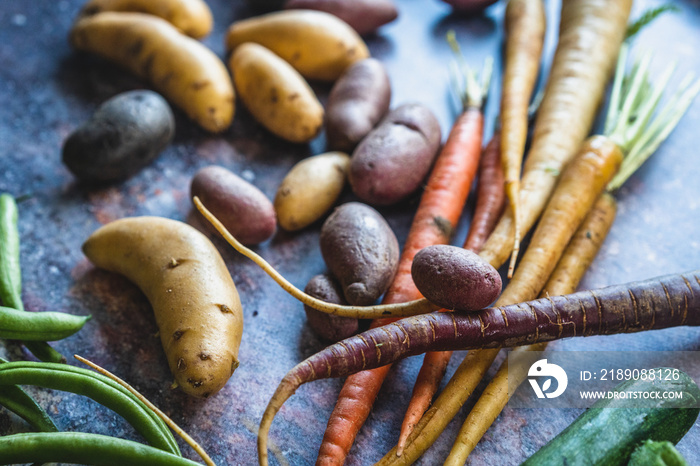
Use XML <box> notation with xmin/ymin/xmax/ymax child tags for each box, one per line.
<box><xmin>82</xmin><ymin>216</ymin><xmax>243</xmax><ymax>398</ymax></box>
<box><xmin>70</xmin><ymin>12</ymin><xmax>234</xmax><ymax>133</ymax></box>
<box><xmin>274</xmin><ymin>152</ymin><xmax>350</xmax><ymax>230</ymax></box>
<box><xmin>230</xmin><ymin>43</ymin><xmax>324</xmax><ymax>143</ymax></box>
<box><xmin>226</xmin><ymin>10</ymin><xmax>370</xmax><ymax>81</ymax></box>
<box><xmin>78</xmin><ymin>0</ymin><xmax>213</xmax><ymax>38</ymax></box>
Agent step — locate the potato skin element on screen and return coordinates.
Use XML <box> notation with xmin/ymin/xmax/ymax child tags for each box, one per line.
<box><xmin>349</xmin><ymin>103</ymin><xmax>442</xmax><ymax>205</ymax></box>
<box><xmin>326</xmin><ymin>58</ymin><xmax>391</xmax><ymax>152</ymax></box>
<box><xmin>191</xmin><ymin>166</ymin><xmax>277</xmax><ymax>245</ymax></box>
<box><xmin>82</xmin><ymin>217</ymin><xmax>244</xmax><ymax>398</ymax></box>
<box><xmin>229</xmin><ymin>43</ymin><xmax>323</xmax><ymax>143</ymax></box>
<box><xmin>411</xmin><ymin>245</ymin><xmax>502</xmax><ymax>311</ymax></box>
<box><xmin>304</xmin><ymin>273</ymin><xmax>359</xmax><ymax>342</ymax></box>
<box><xmin>77</xmin><ymin>0</ymin><xmax>213</xmax><ymax>38</ymax></box>
<box><xmin>70</xmin><ymin>12</ymin><xmax>234</xmax><ymax>133</ymax></box>
<box><xmin>283</xmin><ymin>0</ymin><xmax>398</xmax><ymax>36</ymax></box>
<box><xmin>439</xmin><ymin>0</ymin><xmax>499</xmax><ymax>12</ymax></box>
<box><xmin>62</xmin><ymin>90</ymin><xmax>174</xmax><ymax>182</ymax></box>
<box><xmin>274</xmin><ymin>152</ymin><xmax>350</xmax><ymax>231</ymax></box>
<box><xmin>225</xmin><ymin>10</ymin><xmax>369</xmax><ymax>81</ymax></box>
<box><xmin>320</xmin><ymin>202</ymin><xmax>399</xmax><ymax>305</ymax></box>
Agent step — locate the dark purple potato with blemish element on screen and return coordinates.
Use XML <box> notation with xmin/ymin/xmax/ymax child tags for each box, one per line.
<box><xmin>411</xmin><ymin>244</ymin><xmax>501</xmax><ymax>311</ymax></box>
<box><xmin>191</xmin><ymin>166</ymin><xmax>277</xmax><ymax>245</ymax></box>
<box><xmin>320</xmin><ymin>202</ymin><xmax>399</xmax><ymax>305</ymax></box>
<box><xmin>349</xmin><ymin>103</ymin><xmax>441</xmax><ymax>205</ymax></box>
<box><xmin>326</xmin><ymin>58</ymin><xmax>391</xmax><ymax>152</ymax></box>
<box><xmin>62</xmin><ymin>90</ymin><xmax>174</xmax><ymax>183</ymax></box>
<box><xmin>304</xmin><ymin>273</ymin><xmax>359</xmax><ymax>341</ymax></box>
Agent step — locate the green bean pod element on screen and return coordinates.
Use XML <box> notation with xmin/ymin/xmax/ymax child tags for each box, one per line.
<box><xmin>0</xmin><ymin>432</ymin><xmax>199</xmax><ymax>466</ymax></box>
<box><xmin>0</xmin><ymin>362</ymin><xmax>180</xmax><ymax>456</ymax></box>
<box><xmin>0</xmin><ymin>305</ymin><xmax>90</xmax><ymax>341</ymax></box>
<box><xmin>0</xmin><ymin>358</ymin><xmax>58</xmax><ymax>432</ymax></box>
<box><xmin>0</xmin><ymin>193</ymin><xmax>65</xmax><ymax>362</ymax></box>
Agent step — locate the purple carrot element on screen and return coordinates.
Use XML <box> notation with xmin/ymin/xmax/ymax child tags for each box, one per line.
<box><xmin>259</xmin><ymin>270</ymin><xmax>700</xmax><ymax>463</ymax></box>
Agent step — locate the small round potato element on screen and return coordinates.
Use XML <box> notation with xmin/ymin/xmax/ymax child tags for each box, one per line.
<box><xmin>349</xmin><ymin>103</ymin><xmax>442</xmax><ymax>205</ymax></box>
<box><xmin>320</xmin><ymin>202</ymin><xmax>399</xmax><ymax>305</ymax></box>
<box><xmin>230</xmin><ymin>43</ymin><xmax>324</xmax><ymax>143</ymax></box>
<box><xmin>225</xmin><ymin>10</ymin><xmax>369</xmax><ymax>81</ymax></box>
<box><xmin>304</xmin><ymin>273</ymin><xmax>359</xmax><ymax>342</ymax></box>
<box><xmin>62</xmin><ymin>90</ymin><xmax>174</xmax><ymax>182</ymax></box>
<box><xmin>274</xmin><ymin>152</ymin><xmax>350</xmax><ymax>231</ymax></box>
<box><xmin>191</xmin><ymin>166</ymin><xmax>276</xmax><ymax>245</ymax></box>
<box><xmin>411</xmin><ymin>245</ymin><xmax>502</xmax><ymax>311</ymax></box>
<box><xmin>326</xmin><ymin>58</ymin><xmax>391</xmax><ymax>152</ymax></box>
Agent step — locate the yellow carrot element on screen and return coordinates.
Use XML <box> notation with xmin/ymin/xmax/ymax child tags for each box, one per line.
<box><xmin>500</xmin><ymin>0</ymin><xmax>546</xmax><ymax>278</ymax></box>
<box><xmin>480</xmin><ymin>0</ymin><xmax>632</xmax><ymax>271</ymax></box>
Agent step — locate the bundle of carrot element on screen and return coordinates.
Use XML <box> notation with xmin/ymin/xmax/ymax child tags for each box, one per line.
<box><xmin>379</xmin><ymin>18</ymin><xmax>700</xmax><ymax>466</ymax></box>
<box><xmin>395</xmin><ymin>0</ymin><xmax>545</xmax><ymax>453</ymax></box>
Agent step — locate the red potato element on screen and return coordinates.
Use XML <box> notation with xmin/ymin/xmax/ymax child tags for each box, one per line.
<box><xmin>439</xmin><ymin>0</ymin><xmax>500</xmax><ymax>13</ymax></box>
<box><xmin>326</xmin><ymin>58</ymin><xmax>392</xmax><ymax>152</ymax></box>
<box><xmin>304</xmin><ymin>273</ymin><xmax>359</xmax><ymax>342</ymax></box>
<box><xmin>411</xmin><ymin>245</ymin><xmax>501</xmax><ymax>311</ymax></box>
<box><xmin>284</xmin><ymin>0</ymin><xmax>398</xmax><ymax>35</ymax></box>
<box><xmin>190</xmin><ymin>166</ymin><xmax>276</xmax><ymax>245</ymax></box>
<box><xmin>320</xmin><ymin>202</ymin><xmax>400</xmax><ymax>305</ymax></box>
<box><xmin>349</xmin><ymin>103</ymin><xmax>442</xmax><ymax>206</ymax></box>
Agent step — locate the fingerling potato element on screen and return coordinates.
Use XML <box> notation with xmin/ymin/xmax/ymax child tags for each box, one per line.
<box><xmin>326</xmin><ymin>58</ymin><xmax>391</xmax><ymax>152</ymax></box>
<box><xmin>283</xmin><ymin>0</ymin><xmax>398</xmax><ymax>36</ymax></box>
<box><xmin>83</xmin><ymin>217</ymin><xmax>244</xmax><ymax>398</ymax></box>
<box><xmin>229</xmin><ymin>43</ymin><xmax>323</xmax><ymax>143</ymax></box>
<box><xmin>191</xmin><ymin>165</ymin><xmax>277</xmax><ymax>245</ymax></box>
<box><xmin>70</xmin><ymin>12</ymin><xmax>234</xmax><ymax>133</ymax></box>
<box><xmin>225</xmin><ymin>10</ymin><xmax>369</xmax><ymax>81</ymax></box>
<box><xmin>77</xmin><ymin>0</ymin><xmax>214</xmax><ymax>38</ymax></box>
<box><xmin>274</xmin><ymin>152</ymin><xmax>350</xmax><ymax>231</ymax></box>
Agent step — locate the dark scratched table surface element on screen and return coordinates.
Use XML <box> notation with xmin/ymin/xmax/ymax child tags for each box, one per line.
<box><xmin>1</xmin><ymin>0</ymin><xmax>700</xmax><ymax>465</ymax></box>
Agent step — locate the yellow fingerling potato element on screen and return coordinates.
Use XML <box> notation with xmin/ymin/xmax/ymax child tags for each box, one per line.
<box><xmin>274</xmin><ymin>152</ymin><xmax>351</xmax><ymax>230</ymax></box>
<box><xmin>78</xmin><ymin>0</ymin><xmax>213</xmax><ymax>38</ymax></box>
<box><xmin>225</xmin><ymin>10</ymin><xmax>370</xmax><ymax>81</ymax></box>
<box><xmin>70</xmin><ymin>12</ymin><xmax>234</xmax><ymax>133</ymax></box>
<box><xmin>230</xmin><ymin>43</ymin><xmax>323</xmax><ymax>143</ymax></box>
<box><xmin>83</xmin><ymin>217</ymin><xmax>243</xmax><ymax>398</ymax></box>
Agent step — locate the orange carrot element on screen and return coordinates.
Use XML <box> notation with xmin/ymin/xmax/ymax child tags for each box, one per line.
<box><xmin>312</xmin><ymin>45</ymin><xmax>491</xmax><ymax>466</ymax></box>
<box><xmin>499</xmin><ymin>0</ymin><xmax>546</xmax><ymax>277</ymax></box>
<box><xmin>396</xmin><ymin>130</ymin><xmax>504</xmax><ymax>456</ymax></box>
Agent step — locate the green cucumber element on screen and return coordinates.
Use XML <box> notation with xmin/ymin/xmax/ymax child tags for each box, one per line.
<box><xmin>522</xmin><ymin>368</ymin><xmax>700</xmax><ymax>466</ymax></box>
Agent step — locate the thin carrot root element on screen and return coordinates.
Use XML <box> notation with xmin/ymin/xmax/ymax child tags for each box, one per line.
<box><xmin>193</xmin><ymin>197</ymin><xmax>439</xmax><ymax>319</ymax></box>
<box><xmin>501</xmin><ymin>0</ymin><xmax>546</xmax><ymax>279</ymax></box>
<box><xmin>74</xmin><ymin>354</ymin><xmax>216</xmax><ymax>466</ymax></box>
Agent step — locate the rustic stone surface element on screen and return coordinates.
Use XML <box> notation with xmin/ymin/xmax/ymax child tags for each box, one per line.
<box><xmin>0</xmin><ymin>0</ymin><xmax>699</xmax><ymax>465</ymax></box>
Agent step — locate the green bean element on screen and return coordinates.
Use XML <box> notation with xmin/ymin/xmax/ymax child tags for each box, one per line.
<box><xmin>0</xmin><ymin>362</ymin><xmax>180</xmax><ymax>456</ymax></box>
<box><xmin>0</xmin><ymin>357</ymin><xmax>58</xmax><ymax>432</ymax></box>
<box><xmin>0</xmin><ymin>193</ymin><xmax>66</xmax><ymax>363</ymax></box>
<box><xmin>0</xmin><ymin>305</ymin><xmax>90</xmax><ymax>341</ymax></box>
<box><xmin>0</xmin><ymin>432</ymin><xmax>202</xmax><ymax>466</ymax></box>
